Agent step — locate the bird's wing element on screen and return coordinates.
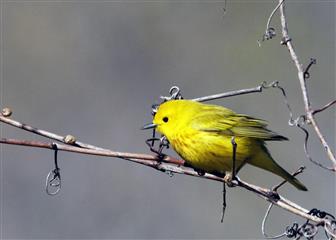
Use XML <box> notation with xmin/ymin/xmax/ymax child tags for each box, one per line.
<box><xmin>192</xmin><ymin>106</ymin><xmax>288</xmax><ymax>141</ymax></box>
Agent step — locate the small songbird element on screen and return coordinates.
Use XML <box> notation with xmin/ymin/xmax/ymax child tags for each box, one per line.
<box><xmin>143</xmin><ymin>99</ymin><xmax>307</xmax><ymax>191</ymax></box>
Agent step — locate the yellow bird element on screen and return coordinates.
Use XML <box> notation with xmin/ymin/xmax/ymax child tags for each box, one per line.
<box><xmin>144</xmin><ymin>99</ymin><xmax>307</xmax><ymax>191</ymax></box>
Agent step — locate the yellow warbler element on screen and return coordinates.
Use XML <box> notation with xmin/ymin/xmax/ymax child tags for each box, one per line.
<box><xmin>144</xmin><ymin>99</ymin><xmax>307</xmax><ymax>191</ymax></box>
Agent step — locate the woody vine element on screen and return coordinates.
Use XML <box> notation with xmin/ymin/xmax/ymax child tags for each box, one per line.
<box><xmin>0</xmin><ymin>1</ymin><xmax>335</xmax><ymax>239</ymax></box>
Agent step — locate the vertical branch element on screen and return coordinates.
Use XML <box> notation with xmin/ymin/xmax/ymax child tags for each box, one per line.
<box><xmin>279</xmin><ymin>0</ymin><xmax>336</xmax><ymax>169</ymax></box>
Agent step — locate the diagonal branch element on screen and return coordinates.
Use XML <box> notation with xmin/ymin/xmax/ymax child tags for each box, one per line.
<box><xmin>0</xmin><ymin>114</ymin><xmax>335</xmax><ymax>237</ymax></box>
<box><xmin>279</xmin><ymin>0</ymin><xmax>336</xmax><ymax>170</ymax></box>
<box><xmin>312</xmin><ymin>99</ymin><xmax>336</xmax><ymax>115</ymax></box>
<box><xmin>0</xmin><ymin>137</ymin><xmax>328</xmax><ymax>226</ymax></box>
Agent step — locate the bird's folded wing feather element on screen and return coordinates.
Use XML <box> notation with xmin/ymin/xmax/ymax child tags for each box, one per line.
<box><xmin>192</xmin><ymin>106</ymin><xmax>288</xmax><ymax>141</ymax></box>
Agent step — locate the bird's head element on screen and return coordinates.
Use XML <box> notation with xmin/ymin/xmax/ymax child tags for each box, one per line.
<box><xmin>143</xmin><ymin>100</ymin><xmax>197</xmax><ymax>139</ymax></box>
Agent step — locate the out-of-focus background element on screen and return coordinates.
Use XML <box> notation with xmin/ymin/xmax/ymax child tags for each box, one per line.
<box><xmin>0</xmin><ymin>1</ymin><xmax>334</xmax><ymax>239</ymax></box>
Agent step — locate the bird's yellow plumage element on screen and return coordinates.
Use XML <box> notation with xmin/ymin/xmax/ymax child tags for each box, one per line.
<box><xmin>151</xmin><ymin>99</ymin><xmax>307</xmax><ymax>191</ymax></box>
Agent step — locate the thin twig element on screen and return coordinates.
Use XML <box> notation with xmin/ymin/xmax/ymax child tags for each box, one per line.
<box><xmin>272</xmin><ymin>166</ymin><xmax>306</xmax><ymax>192</ymax></box>
<box><xmin>312</xmin><ymin>99</ymin><xmax>336</xmax><ymax>115</ymax></box>
<box><xmin>191</xmin><ymin>85</ymin><xmax>263</xmax><ymax>102</ymax></box>
<box><xmin>0</xmin><ymin>96</ymin><xmax>332</xmax><ymax>228</ymax></box>
<box><xmin>0</xmin><ymin>113</ymin><xmax>105</xmax><ymax>151</ymax></box>
<box><xmin>0</xmin><ymin>138</ymin><xmax>183</xmax><ymax>165</ymax></box>
<box><xmin>264</xmin><ymin>0</ymin><xmax>285</xmax><ymax>40</ymax></box>
<box><xmin>279</xmin><ymin>0</ymin><xmax>336</xmax><ymax>169</ymax></box>
<box><xmin>266</xmin><ymin>0</ymin><xmax>284</xmax><ymax>33</ymax></box>
<box><xmin>191</xmin><ymin>81</ymin><xmax>283</xmax><ymax>103</ymax></box>
<box><xmin>0</xmin><ymin>79</ymin><xmax>334</xmax><ymax>236</ymax></box>
<box><xmin>0</xmin><ymin>136</ymin><xmax>329</xmax><ymax>228</ymax></box>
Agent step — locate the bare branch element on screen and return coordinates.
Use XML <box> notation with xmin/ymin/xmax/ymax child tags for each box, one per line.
<box><xmin>279</xmin><ymin>0</ymin><xmax>336</xmax><ymax>169</ymax></box>
<box><xmin>312</xmin><ymin>99</ymin><xmax>336</xmax><ymax>115</ymax></box>
<box><xmin>0</xmin><ymin>136</ymin><xmax>331</xmax><ymax>230</ymax></box>
<box><xmin>0</xmin><ymin>113</ymin><xmax>334</xmax><ymax>233</ymax></box>
<box><xmin>0</xmin><ymin>137</ymin><xmax>183</xmax><ymax>166</ymax></box>
<box><xmin>0</xmin><ymin>2</ymin><xmax>335</xmax><ymax>238</ymax></box>
<box><xmin>191</xmin><ymin>81</ymin><xmax>281</xmax><ymax>102</ymax></box>
<box><xmin>0</xmin><ymin>111</ymin><xmax>106</xmax><ymax>151</ymax></box>
<box><xmin>191</xmin><ymin>84</ymin><xmax>263</xmax><ymax>102</ymax></box>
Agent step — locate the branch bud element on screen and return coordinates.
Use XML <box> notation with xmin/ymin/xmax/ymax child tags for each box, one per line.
<box><xmin>2</xmin><ymin>107</ymin><xmax>12</xmax><ymax>117</ymax></box>
<box><xmin>64</xmin><ymin>135</ymin><xmax>76</xmax><ymax>144</ymax></box>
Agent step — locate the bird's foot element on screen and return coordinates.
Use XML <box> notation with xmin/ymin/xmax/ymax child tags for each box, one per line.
<box><xmin>224</xmin><ymin>172</ymin><xmax>236</xmax><ymax>187</ymax></box>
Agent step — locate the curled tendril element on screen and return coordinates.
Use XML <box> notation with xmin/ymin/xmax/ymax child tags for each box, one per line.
<box><xmin>301</xmin><ymin>223</ymin><xmax>318</xmax><ymax>239</ymax></box>
<box><xmin>289</xmin><ymin>115</ymin><xmax>306</xmax><ymax>127</ymax></box>
<box><xmin>259</xmin><ymin>80</ymin><xmax>333</xmax><ymax>170</ymax></box>
<box><xmin>303</xmin><ymin>58</ymin><xmax>317</xmax><ymax>80</ymax></box>
<box><xmin>286</xmin><ymin>223</ymin><xmax>300</xmax><ymax>238</ymax></box>
<box><xmin>45</xmin><ymin>168</ymin><xmax>61</xmax><ymax>195</ymax></box>
<box><xmin>145</xmin><ymin>136</ymin><xmax>169</xmax><ymax>158</ymax></box>
<box><xmin>260</xmin><ymin>81</ymin><xmax>298</xmax><ymax>127</ymax></box>
<box><xmin>45</xmin><ymin>143</ymin><xmax>61</xmax><ymax>196</ymax></box>
<box><xmin>261</xmin><ymin>80</ymin><xmax>279</xmax><ymax>89</ymax></box>
<box><xmin>285</xmin><ymin>222</ymin><xmax>318</xmax><ymax>239</ymax></box>
<box><xmin>151</xmin><ymin>86</ymin><xmax>183</xmax><ymax>116</ymax></box>
<box><xmin>259</xmin><ymin>0</ymin><xmax>285</xmax><ymax>45</ymax></box>
<box><xmin>263</xmin><ymin>205</ymin><xmax>335</xmax><ymax>239</ymax></box>
<box><xmin>263</xmin><ymin>27</ymin><xmax>277</xmax><ymax>41</ymax></box>
<box><xmin>160</xmin><ymin>86</ymin><xmax>183</xmax><ymax>101</ymax></box>
<box><xmin>325</xmin><ymin>220</ymin><xmax>336</xmax><ymax>239</ymax></box>
<box><xmin>151</xmin><ymin>104</ymin><xmax>160</xmax><ymax>116</ymax></box>
<box><xmin>146</xmin><ymin>86</ymin><xmax>183</xmax><ymax>156</ymax></box>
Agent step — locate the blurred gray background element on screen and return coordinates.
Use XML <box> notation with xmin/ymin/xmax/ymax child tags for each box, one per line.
<box><xmin>0</xmin><ymin>1</ymin><xmax>335</xmax><ymax>239</ymax></box>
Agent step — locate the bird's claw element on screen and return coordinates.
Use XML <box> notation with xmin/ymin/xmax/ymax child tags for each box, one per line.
<box><xmin>224</xmin><ymin>173</ymin><xmax>236</xmax><ymax>187</ymax></box>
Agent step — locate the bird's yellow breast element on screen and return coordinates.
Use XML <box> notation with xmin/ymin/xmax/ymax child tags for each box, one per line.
<box><xmin>169</xmin><ymin>128</ymin><xmax>255</xmax><ymax>173</ymax></box>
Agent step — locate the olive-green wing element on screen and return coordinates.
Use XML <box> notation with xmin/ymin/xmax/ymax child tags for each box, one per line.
<box><xmin>192</xmin><ymin>106</ymin><xmax>288</xmax><ymax>141</ymax></box>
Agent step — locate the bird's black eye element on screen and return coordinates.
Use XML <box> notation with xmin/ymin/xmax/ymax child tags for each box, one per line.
<box><xmin>163</xmin><ymin>117</ymin><xmax>169</xmax><ymax>123</ymax></box>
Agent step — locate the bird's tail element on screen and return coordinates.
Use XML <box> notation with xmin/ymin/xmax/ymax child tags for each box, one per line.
<box><xmin>251</xmin><ymin>144</ymin><xmax>307</xmax><ymax>191</ymax></box>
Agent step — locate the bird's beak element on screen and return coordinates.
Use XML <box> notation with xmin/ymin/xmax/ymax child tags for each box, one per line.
<box><xmin>141</xmin><ymin>123</ymin><xmax>157</xmax><ymax>130</ymax></box>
